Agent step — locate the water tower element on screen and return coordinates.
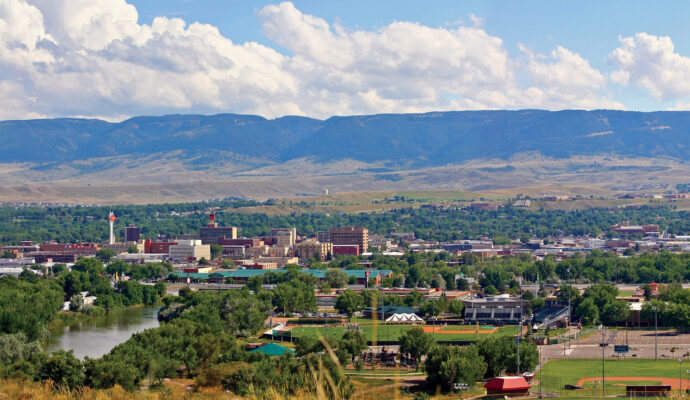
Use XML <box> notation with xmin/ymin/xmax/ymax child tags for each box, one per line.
<box><xmin>108</xmin><ymin>212</ymin><xmax>116</xmax><ymax>244</ymax></box>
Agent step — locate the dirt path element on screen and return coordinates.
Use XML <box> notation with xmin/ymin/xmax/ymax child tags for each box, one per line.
<box><xmin>576</xmin><ymin>376</ymin><xmax>690</xmax><ymax>389</ymax></box>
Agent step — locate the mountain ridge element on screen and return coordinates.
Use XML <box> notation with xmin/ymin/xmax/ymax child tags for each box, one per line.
<box><xmin>1</xmin><ymin>110</ymin><xmax>688</xmax><ymax>167</ymax></box>
<box><xmin>0</xmin><ymin>109</ymin><xmax>688</xmax><ymax>203</ymax></box>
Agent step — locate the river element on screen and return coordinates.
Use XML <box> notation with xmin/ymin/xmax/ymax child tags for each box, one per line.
<box><xmin>46</xmin><ymin>307</ymin><xmax>161</xmax><ymax>359</ymax></box>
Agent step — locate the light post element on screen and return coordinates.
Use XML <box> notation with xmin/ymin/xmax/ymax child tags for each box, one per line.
<box><xmin>517</xmin><ymin>282</ymin><xmax>523</xmax><ymax>376</ymax></box>
<box><xmin>380</xmin><ymin>287</ymin><xmax>385</xmax><ymax>342</ymax></box>
<box><xmin>600</xmin><ymin>325</ymin><xmax>607</xmax><ymax>399</ymax></box>
<box><xmin>563</xmin><ymin>268</ymin><xmax>573</xmax><ymax>353</ymax></box>
<box><xmin>539</xmin><ymin>343</ymin><xmax>543</xmax><ymax>399</ymax></box>
<box><xmin>517</xmin><ymin>316</ymin><xmax>521</xmax><ymax>375</ymax></box>
<box><xmin>679</xmin><ymin>359</ymin><xmax>683</xmax><ymax>398</ymax></box>
<box><xmin>652</xmin><ymin>305</ymin><xmax>658</xmax><ymax>361</ymax></box>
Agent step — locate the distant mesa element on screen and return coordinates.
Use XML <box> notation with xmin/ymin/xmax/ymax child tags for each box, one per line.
<box><xmin>1</xmin><ymin>110</ymin><xmax>690</xmax><ymax>167</ymax></box>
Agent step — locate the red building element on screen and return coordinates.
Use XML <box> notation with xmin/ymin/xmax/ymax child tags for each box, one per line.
<box><xmin>144</xmin><ymin>239</ymin><xmax>176</xmax><ymax>254</ymax></box>
<box><xmin>333</xmin><ymin>244</ymin><xmax>360</xmax><ymax>256</ymax></box>
<box><xmin>485</xmin><ymin>377</ymin><xmax>530</xmax><ymax>397</ymax></box>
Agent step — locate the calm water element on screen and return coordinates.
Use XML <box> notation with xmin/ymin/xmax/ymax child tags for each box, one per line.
<box><xmin>46</xmin><ymin>307</ymin><xmax>160</xmax><ymax>359</ymax></box>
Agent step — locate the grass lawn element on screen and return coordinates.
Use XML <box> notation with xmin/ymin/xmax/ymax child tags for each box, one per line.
<box><xmin>290</xmin><ymin>324</ymin><xmax>518</xmax><ymax>342</ymax></box>
<box><xmin>537</xmin><ymin>358</ymin><xmax>689</xmax><ymax>397</ymax></box>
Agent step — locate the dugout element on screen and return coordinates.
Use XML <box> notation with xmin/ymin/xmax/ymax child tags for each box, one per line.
<box><xmin>626</xmin><ymin>385</ymin><xmax>671</xmax><ymax>397</ymax></box>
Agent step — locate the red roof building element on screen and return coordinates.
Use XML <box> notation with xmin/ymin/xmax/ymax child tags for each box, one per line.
<box><xmin>485</xmin><ymin>377</ymin><xmax>531</xmax><ymax>396</ymax></box>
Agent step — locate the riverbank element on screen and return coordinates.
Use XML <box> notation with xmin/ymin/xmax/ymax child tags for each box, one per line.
<box><xmin>45</xmin><ymin>307</ymin><xmax>161</xmax><ymax>359</ymax></box>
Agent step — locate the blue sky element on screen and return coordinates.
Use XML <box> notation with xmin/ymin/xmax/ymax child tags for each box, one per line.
<box><xmin>3</xmin><ymin>0</ymin><xmax>690</xmax><ymax>119</ymax></box>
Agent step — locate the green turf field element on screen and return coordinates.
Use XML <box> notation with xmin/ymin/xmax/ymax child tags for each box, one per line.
<box><xmin>289</xmin><ymin>324</ymin><xmax>519</xmax><ymax>341</ymax></box>
<box><xmin>537</xmin><ymin>358</ymin><xmax>690</xmax><ymax>398</ymax></box>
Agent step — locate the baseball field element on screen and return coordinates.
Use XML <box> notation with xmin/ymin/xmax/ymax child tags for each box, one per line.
<box><xmin>537</xmin><ymin>358</ymin><xmax>690</xmax><ymax>398</ymax></box>
<box><xmin>289</xmin><ymin>323</ymin><xmax>519</xmax><ymax>342</ymax></box>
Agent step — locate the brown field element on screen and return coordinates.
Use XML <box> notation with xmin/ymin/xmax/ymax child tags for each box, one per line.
<box><xmin>0</xmin><ymin>154</ymin><xmax>687</xmax><ymax>205</ymax></box>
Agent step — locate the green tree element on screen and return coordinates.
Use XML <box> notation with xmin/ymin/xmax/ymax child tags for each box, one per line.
<box><xmin>419</xmin><ymin>299</ymin><xmax>446</xmax><ymax>318</ymax></box>
<box><xmin>247</xmin><ymin>275</ymin><xmax>264</xmax><ymax>293</ymax></box>
<box><xmin>399</xmin><ymin>327</ymin><xmax>433</xmax><ymax>370</ymax></box>
<box><xmin>40</xmin><ymin>350</ymin><xmax>85</xmax><ymax>390</ymax></box>
<box><xmin>210</xmin><ymin>244</ymin><xmax>224</xmax><ymax>259</ymax></box>
<box><xmin>154</xmin><ymin>281</ymin><xmax>167</xmax><ymax>297</ymax></box>
<box><xmin>425</xmin><ymin>344</ymin><xmax>487</xmax><ymax>392</ymax></box>
<box><xmin>457</xmin><ymin>278</ymin><xmax>470</xmax><ymax>290</ymax></box>
<box><xmin>340</xmin><ymin>330</ymin><xmax>367</xmax><ymax>362</ymax></box>
<box><xmin>84</xmin><ymin>358</ymin><xmax>138</xmax><ymax>391</ymax></box>
<box><xmin>448</xmin><ymin>300</ymin><xmax>464</xmax><ymax>318</ymax></box>
<box><xmin>601</xmin><ymin>299</ymin><xmax>631</xmax><ymax>325</ymax></box>
<box><xmin>72</xmin><ymin>257</ymin><xmax>105</xmax><ymax>275</ymax></box>
<box><xmin>325</xmin><ymin>269</ymin><xmax>349</xmax><ymax>288</ymax></box>
<box><xmin>576</xmin><ymin>297</ymin><xmax>599</xmax><ymax>325</ymax></box>
<box><xmin>95</xmin><ymin>249</ymin><xmax>115</xmax><ymax>263</ymax></box>
<box><xmin>404</xmin><ymin>291</ymin><xmax>424</xmax><ymax>307</ymax></box>
<box><xmin>335</xmin><ymin>290</ymin><xmax>364</xmax><ymax>321</ymax></box>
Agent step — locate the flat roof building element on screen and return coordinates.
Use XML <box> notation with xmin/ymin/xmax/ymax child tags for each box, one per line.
<box><xmin>124</xmin><ymin>224</ymin><xmax>140</xmax><ymax>242</ymax></box>
<box><xmin>200</xmin><ymin>214</ymin><xmax>237</xmax><ymax>245</ymax></box>
<box><xmin>169</xmin><ymin>240</ymin><xmax>211</xmax><ymax>262</ymax></box>
<box><xmin>271</xmin><ymin>227</ymin><xmax>297</xmax><ymax>246</ymax></box>
<box><xmin>294</xmin><ymin>240</ymin><xmax>332</xmax><ymax>261</ymax></box>
<box><xmin>330</xmin><ymin>226</ymin><xmax>368</xmax><ymax>253</ymax></box>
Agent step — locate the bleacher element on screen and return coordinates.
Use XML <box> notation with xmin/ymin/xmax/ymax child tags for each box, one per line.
<box><xmin>534</xmin><ymin>306</ymin><xmax>570</xmax><ymax>328</ymax></box>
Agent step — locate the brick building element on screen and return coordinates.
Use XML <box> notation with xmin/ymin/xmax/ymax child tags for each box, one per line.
<box><xmin>330</xmin><ymin>226</ymin><xmax>368</xmax><ymax>253</ymax></box>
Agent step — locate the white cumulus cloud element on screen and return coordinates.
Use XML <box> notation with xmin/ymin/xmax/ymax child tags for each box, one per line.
<box><xmin>0</xmin><ymin>0</ymin><xmax>624</xmax><ymax>120</ymax></box>
<box><xmin>609</xmin><ymin>33</ymin><xmax>690</xmax><ymax>101</ymax></box>
<box><xmin>521</xmin><ymin>44</ymin><xmax>622</xmax><ymax>109</ymax></box>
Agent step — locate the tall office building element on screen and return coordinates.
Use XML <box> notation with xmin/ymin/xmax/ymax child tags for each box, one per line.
<box><xmin>124</xmin><ymin>224</ymin><xmax>140</xmax><ymax>242</ymax></box>
<box><xmin>271</xmin><ymin>227</ymin><xmax>297</xmax><ymax>246</ymax></box>
<box><xmin>199</xmin><ymin>214</ymin><xmax>237</xmax><ymax>245</ymax></box>
<box><xmin>329</xmin><ymin>226</ymin><xmax>368</xmax><ymax>253</ymax></box>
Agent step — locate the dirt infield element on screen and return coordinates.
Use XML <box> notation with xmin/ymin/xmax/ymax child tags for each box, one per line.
<box><xmin>420</xmin><ymin>326</ymin><xmax>498</xmax><ymax>334</ymax></box>
<box><xmin>577</xmin><ymin>377</ymin><xmax>690</xmax><ymax>389</ymax></box>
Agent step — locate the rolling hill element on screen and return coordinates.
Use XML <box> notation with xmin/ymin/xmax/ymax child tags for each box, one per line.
<box><xmin>0</xmin><ymin>110</ymin><xmax>688</xmax><ymax>203</ymax></box>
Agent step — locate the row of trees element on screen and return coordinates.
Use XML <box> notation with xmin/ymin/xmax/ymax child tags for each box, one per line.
<box><xmin>2</xmin><ymin>201</ymin><xmax>688</xmax><ymax>245</ymax></box>
<box><xmin>394</xmin><ymin>327</ymin><xmax>539</xmax><ymax>391</ymax></box>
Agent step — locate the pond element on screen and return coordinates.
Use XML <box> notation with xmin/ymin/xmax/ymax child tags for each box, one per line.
<box><xmin>45</xmin><ymin>307</ymin><xmax>160</xmax><ymax>359</ymax></box>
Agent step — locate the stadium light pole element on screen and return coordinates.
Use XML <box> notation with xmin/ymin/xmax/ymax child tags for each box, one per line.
<box><xmin>564</xmin><ymin>268</ymin><xmax>573</xmax><ymax>353</ymax></box>
<box><xmin>538</xmin><ymin>343</ymin><xmax>543</xmax><ymax>399</ymax></box>
<box><xmin>679</xmin><ymin>358</ymin><xmax>683</xmax><ymax>399</ymax></box>
<box><xmin>600</xmin><ymin>325</ymin><xmax>607</xmax><ymax>399</ymax></box>
<box><xmin>652</xmin><ymin>305</ymin><xmax>658</xmax><ymax>361</ymax></box>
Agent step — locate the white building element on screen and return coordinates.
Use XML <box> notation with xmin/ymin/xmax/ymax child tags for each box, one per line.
<box><xmin>168</xmin><ymin>240</ymin><xmax>211</xmax><ymax>262</ymax></box>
